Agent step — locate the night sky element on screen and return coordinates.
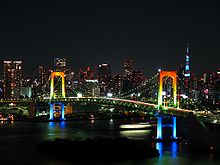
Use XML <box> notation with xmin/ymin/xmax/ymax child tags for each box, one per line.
<box><xmin>0</xmin><ymin>0</ymin><xmax>219</xmax><ymax>77</ymax></box>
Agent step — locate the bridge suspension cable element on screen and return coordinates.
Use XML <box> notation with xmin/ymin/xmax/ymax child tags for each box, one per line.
<box><xmin>119</xmin><ymin>73</ymin><xmax>159</xmax><ymax>100</ymax></box>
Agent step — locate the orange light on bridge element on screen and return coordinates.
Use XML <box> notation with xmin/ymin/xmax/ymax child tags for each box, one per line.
<box><xmin>158</xmin><ymin>70</ymin><xmax>178</xmax><ymax>109</ymax></box>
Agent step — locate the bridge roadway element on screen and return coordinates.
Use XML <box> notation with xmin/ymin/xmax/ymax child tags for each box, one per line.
<box><xmin>0</xmin><ymin>97</ymin><xmax>219</xmax><ymax>124</ymax></box>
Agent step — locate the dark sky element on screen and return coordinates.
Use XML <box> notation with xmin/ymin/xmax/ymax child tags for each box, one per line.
<box><xmin>0</xmin><ymin>0</ymin><xmax>219</xmax><ymax>77</ymax></box>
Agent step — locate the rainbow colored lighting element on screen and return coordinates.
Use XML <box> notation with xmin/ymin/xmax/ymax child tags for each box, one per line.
<box><xmin>158</xmin><ymin>70</ymin><xmax>178</xmax><ymax>108</ymax></box>
<box><xmin>49</xmin><ymin>72</ymin><xmax>66</xmax><ymax>121</ymax></box>
<box><xmin>50</xmin><ymin>72</ymin><xmax>66</xmax><ymax>99</ymax></box>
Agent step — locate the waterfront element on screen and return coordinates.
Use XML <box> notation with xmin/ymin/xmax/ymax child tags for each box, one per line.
<box><xmin>0</xmin><ymin>119</ymin><xmax>219</xmax><ymax>164</ymax></box>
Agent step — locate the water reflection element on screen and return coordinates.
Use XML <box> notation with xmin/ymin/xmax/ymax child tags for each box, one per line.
<box><xmin>90</xmin><ymin>119</ymin><xmax>95</xmax><ymax>127</ymax></box>
<box><xmin>156</xmin><ymin>142</ymin><xmax>179</xmax><ymax>158</ymax></box>
<box><xmin>171</xmin><ymin>142</ymin><xmax>178</xmax><ymax>157</ymax></box>
<box><xmin>47</xmin><ymin>121</ymin><xmax>67</xmax><ymax>139</ymax></box>
<box><xmin>109</xmin><ymin>119</ymin><xmax>114</xmax><ymax>129</ymax></box>
<box><xmin>0</xmin><ymin>120</ymin><xmax>14</xmax><ymax>127</ymax></box>
<box><xmin>156</xmin><ymin>142</ymin><xmax>163</xmax><ymax>156</ymax></box>
<box><xmin>59</xmin><ymin>121</ymin><xmax>66</xmax><ymax>129</ymax></box>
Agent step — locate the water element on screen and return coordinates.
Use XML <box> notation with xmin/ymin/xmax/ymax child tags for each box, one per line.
<box><xmin>0</xmin><ymin>119</ymin><xmax>219</xmax><ymax>164</ymax></box>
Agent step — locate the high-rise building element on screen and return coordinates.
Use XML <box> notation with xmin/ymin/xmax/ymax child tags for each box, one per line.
<box><xmin>3</xmin><ymin>61</ymin><xmax>22</xmax><ymax>99</ymax></box>
<box><xmin>132</xmin><ymin>70</ymin><xmax>144</xmax><ymax>88</ymax></box>
<box><xmin>38</xmin><ymin>65</ymin><xmax>48</xmax><ymax>86</ymax></box>
<box><xmin>124</xmin><ymin>59</ymin><xmax>133</xmax><ymax>79</ymax></box>
<box><xmin>0</xmin><ymin>79</ymin><xmax>3</xmax><ymax>99</ymax></box>
<box><xmin>54</xmin><ymin>58</ymin><xmax>66</xmax><ymax>72</ymax></box>
<box><xmin>82</xmin><ymin>79</ymin><xmax>100</xmax><ymax>97</ymax></box>
<box><xmin>98</xmin><ymin>64</ymin><xmax>112</xmax><ymax>96</ymax></box>
<box><xmin>113</xmin><ymin>74</ymin><xmax>123</xmax><ymax>96</ymax></box>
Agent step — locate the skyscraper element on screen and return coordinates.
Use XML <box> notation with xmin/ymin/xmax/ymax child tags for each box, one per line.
<box><xmin>3</xmin><ymin>61</ymin><xmax>22</xmax><ymax>99</ymax></box>
<box><xmin>123</xmin><ymin>59</ymin><xmax>133</xmax><ymax>79</ymax></box>
<box><xmin>54</xmin><ymin>58</ymin><xmax>66</xmax><ymax>72</ymax></box>
<box><xmin>38</xmin><ymin>65</ymin><xmax>48</xmax><ymax>86</ymax></box>
<box><xmin>98</xmin><ymin>64</ymin><xmax>112</xmax><ymax>96</ymax></box>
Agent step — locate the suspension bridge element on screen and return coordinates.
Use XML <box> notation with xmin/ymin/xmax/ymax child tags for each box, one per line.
<box><xmin>1</xmin><ymin>70</ymin><xmax>219</xmax><ymax>142</ymax></box>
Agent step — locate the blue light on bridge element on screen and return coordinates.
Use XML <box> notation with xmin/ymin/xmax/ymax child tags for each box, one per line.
<box><xmin>156</xmin><ymin>116</ymin><xmax>177</xmax><ymax>140</ymax></box>
<box><xmin>49</xmin><ymin>103</ymin><xmax>65</xmax><ymax>121</ymax></box>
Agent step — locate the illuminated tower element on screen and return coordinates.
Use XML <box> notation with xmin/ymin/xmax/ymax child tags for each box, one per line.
<box><xmin>158</xmin><ymin>70</ymin><xmax>177</xmax><ymax>108</ymax></box>
<box><xmin>50</xmin><ymin>72</ymin><xmax>66</xmax><ymax>99</ymax></box>
<box><xmin>157</xmin><ymin>70</ymin><xmax>178</xmax><ymax>140</ymax></box>
<box><xmin>49</xmin><ymin>71</ymin><xmax>66</xmax><ymax>121</ymax></box>
<box><xmin>184</xmin><ymin>43</ymin><xmax>190</xmax><ymax>77</ymax></box>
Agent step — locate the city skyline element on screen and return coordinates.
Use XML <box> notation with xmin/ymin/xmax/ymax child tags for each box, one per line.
<box><xmin>0</xmin><ymin>0</ymin><xmax>219</xmax><ymax>77</ymax></box>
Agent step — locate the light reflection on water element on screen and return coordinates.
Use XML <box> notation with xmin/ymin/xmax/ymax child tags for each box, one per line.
<box><xmin>0</xmin><ymin>120</ymin><xmax>219</xmax><ymax>164</ymax></box>
<box><xmin>47</xmin><ymin>121</ymin><xmax>68</xmax><ymax>139</ymax></box>
<box><xmin>156</xmin><ymin>142</ymin><xmax>179</xmax><ymax>157</ymax></box>
<box><xmin>171</xmin><ymin>142</ymin><xmax>178</xmax><ymax>157</ymax></box>
<box><xmin>156</xmin><ymin>142</ymin><xmax>163</xmax><ymax>156</ymax></box>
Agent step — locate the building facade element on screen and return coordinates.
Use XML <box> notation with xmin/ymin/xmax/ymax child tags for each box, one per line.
<box><xmin>3</xmin><ymin>61</ymin><xmax>22</xmax><ymax>99</ymax></box>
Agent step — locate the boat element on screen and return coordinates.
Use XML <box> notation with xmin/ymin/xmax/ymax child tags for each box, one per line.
<box><xmin>119</xmin><ymin>122</ymin><xmax>152</xmax><ymax>130</ymax></box>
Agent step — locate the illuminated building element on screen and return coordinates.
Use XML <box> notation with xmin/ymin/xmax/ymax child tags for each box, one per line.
<box><xmin>98</xmin><ymin>64</ymin><xmax>112</xmax><ymax>96</ymax></box>
<box><xmin>124</xmin><ymin>59</ymin><xmax>133</xmax><ymax>80</ymax></box>
<box><xmin>132</xmin><ymin>70</ymin><xmax>144</xmax><ymax>88</ymax></box>
<box><xmin>54</xmin><ymin>58</ymin><xmax>66</xmax><ymax>72</ymax></box>
<box><xmin>3</xmin><ymin>61</ymin><xmax>22</xmax><ymax>99</ymax></box>
<box><xmin>65</xmin><ymin>69</ymin><xmax>75</xmax><ymax>97</ymax></box>
<box><xmin>113</xmin><ymin>75</ymin><xmax>123</xmax><ymax>96</ymax></box>
<box><xmin>84</xmin><ymin>67</ymin><xmax>94</xmax><ymax>80</ymax></box>
<box><xmin>122</xmin><ymin>59</ymin><xmax>133</xmax><ymax>94</ymax></box>
<box><xmin>82</xmin><ymin>79</ymin><xmax>100</xmax><ymax>97</ymax></box>
<box><xmin>20</xmin><ymin>86</ymin><xmax>32</xmax><ymax>98</ymax></box>
<box><xmin>38</xmin><ymin>65</ymin><xmax>48</xmax><ymax>86</ymax></box>
<box><xmin>0</xmin><ymin>79</ymin><xmax>3</xmax><ymax>99</ymax></box>
<box><xmin>200</xmin><ymin>70</ymin><xmax>220</xmax><ymax>105</ymax></box>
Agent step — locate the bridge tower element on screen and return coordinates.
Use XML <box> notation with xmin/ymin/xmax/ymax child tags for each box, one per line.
<box><xmin>49</xmin><ymin>71</ymin><xmax>66</xmax><ymax>120</ymax></box>
<box><xmin>156</xmin><ymin>116</ymin><xmax>177</xmax><ymax>140</ymax></box>
<box><xmin>50</xmin><ymin>72</ymin><xmax>66</xmax><ymax>99</ymax></box>
<box><xmin>157</xmin><ymin>70</ymin><xmax>178</xmax><ymax>140</ymax></box>
<box><xmin>158</xmin><ymin>70</ymin><xmax>177</xmax><ymax>108</ymax></box>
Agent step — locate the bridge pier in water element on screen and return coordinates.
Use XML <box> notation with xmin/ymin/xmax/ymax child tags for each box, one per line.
<box><xmin>49</xmin><ymin>103</ymin><xmax>65</xmax><ymax>121</ymax></box>
<box><xmin>156</xmin><ymin>116</ymin><xmax>177</xmax><ymax>140</ymax></box>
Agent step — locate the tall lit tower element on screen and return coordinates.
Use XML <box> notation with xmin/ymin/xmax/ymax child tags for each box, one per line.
<box><xmin>184</xmin><ymin>43</ymin><xmax>190</xmax><ymax>78</ymax></box>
